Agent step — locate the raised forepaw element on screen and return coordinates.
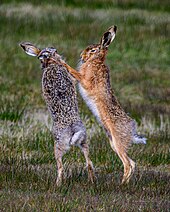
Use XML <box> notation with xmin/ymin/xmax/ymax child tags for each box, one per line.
<box><xmin>19</xmin><ymin>42</ymin><xmax>41</xmax><ymax>57</ymax></box>
<box><xmin>100</xmin><ymin>25</ymin><xmax>117</xmax><ymax>49</ymax></box>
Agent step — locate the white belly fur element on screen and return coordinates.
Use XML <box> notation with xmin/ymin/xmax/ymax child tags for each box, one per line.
<box><xmin>78</xmin><ymin>84</ymin><xmax>101</xmax><ymax>123</ymax></box>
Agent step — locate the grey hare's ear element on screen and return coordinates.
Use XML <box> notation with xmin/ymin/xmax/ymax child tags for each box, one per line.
<box><xmin>19</xmin><ymin>42</ymin><xmax>41</xmax><ymax>57</ymax></box>
<box><xmin>100</xmin><ymin>25</ymin><xmax>117</xmax><ymax>49</ymax></box>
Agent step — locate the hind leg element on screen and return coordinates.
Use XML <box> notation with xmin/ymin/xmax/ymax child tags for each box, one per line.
<box><xmin>81</xmin><ymin>142</ymin><xmax>95</xmax><ymax>183</ymax></box>
<box><xmin>70</xmin><ymin>128</ymin><xmax>95</xmax><ymax>183</ymax></box>
<box><xmin>124</xmin><ymin>158</ymin><xmax>135</xmax><ymax>183</ymax></box>
<box><xmin>109</xmin><ymin>138</ymin><xmax>135</xmax><ymax>184</ymax></box>
<box><xmin>54</xmin><ymin>141</ymin><xmax>69</xmax><ymax>186</ymax></box>
<box><xmin>119</xmin><ymin>153</ymin><xmax>135</xmax><ymax>184</ymax></box>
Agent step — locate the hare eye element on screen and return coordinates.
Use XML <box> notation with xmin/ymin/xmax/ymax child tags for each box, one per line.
<box><xmin>38</xmin><ymin>52</ymin><xmax>49</xmax><ymax>60</ymax></box>
<box><xmin>44</xmin><ymin>52</ymin><xmax>49</xmax><ymax>56</ymax></box>
<box><xmin>91</xmin><ymin>49</ymin><xmax>96</xmax><ymax>53</ymax></box>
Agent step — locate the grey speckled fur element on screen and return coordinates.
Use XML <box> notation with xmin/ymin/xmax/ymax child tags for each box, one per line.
<box><xmin>19</xmin><ymin>43</ymin><xmax>94</xmax><ymax>185</ymax></box>
<box><xmin>42</xmin><ymin>63</ymin><xmax>85</xmax><ymax>149</ymax></box>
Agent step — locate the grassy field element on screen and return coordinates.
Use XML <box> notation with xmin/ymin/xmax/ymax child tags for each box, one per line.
<box><xmin>0</xmin><ymin>1</ymin><xmax>170</xmax><ymax>211</ymax></box>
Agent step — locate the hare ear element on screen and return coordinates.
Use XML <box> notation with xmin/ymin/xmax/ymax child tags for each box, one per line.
<box><xmin>100</xmin><ymin>26</ymin><xmax>117</xmax><ymax>49</ymax></box>
<box><xmin>19</xmin><ymin>42</ymin><xmax>41</xmax><ymax>57</ymax></box>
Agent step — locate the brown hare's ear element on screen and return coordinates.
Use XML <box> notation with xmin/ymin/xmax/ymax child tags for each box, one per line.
<box><xmin>100</xmin><ymin>26</ymin><xmax>117</xmax><ymax>49</ymax></box>
<box><xmin>19</xmin><ymin>42</ymin><xmax>41</xmax><ymax>57</ymax></box>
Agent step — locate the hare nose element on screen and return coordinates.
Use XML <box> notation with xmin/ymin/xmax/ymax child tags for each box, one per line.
<box><xmin>80</xmin><ymin>52</ymin><xmax>83</xmax><ymax>58</ymax></box>
<box><xmin>81</xmin><ymin>52</ymin><xmax>86</xmax><ymax>59</ymax></box>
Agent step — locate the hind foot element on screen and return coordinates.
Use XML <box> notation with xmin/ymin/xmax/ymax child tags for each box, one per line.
<box><xmin>56</xmin><ymin>176</ymin><xmax>62</xmax><ymax>187</ymax></box>
<box><xmin>87</xmin><ymin>164</ymin><xmax>96</xmax><ymax>183</ymax></box>
<box><xmin>121</xmin><ymin>160</ymin><xmax>136</xmax><ymax>184</ymax></box>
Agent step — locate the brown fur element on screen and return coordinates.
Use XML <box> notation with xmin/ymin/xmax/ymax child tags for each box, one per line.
<box><xmin>63</xmin><ymin>26</ymin><xmax>140</xmax><ymax>183</ymax></box>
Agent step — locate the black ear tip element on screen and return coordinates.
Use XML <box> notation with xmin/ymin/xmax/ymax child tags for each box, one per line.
<box><xmin>114</xmin><ymin>26</ymin><xmax>117</xmax><ymax>32</ymax></box>
<box><xmin>19</xmin><ymin>43</ymin><xmax>25</xmax><ymax>50</ymax></box>
<box><xmin>108</xmin><ymin>25</ymin><xmax>117</xmax><ymax>34</ymax></box>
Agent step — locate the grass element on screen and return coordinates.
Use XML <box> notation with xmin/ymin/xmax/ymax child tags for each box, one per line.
<box><xmin>0</xmin><ymin>1</ymin><xmax>170</xmax><ymax>211</ymax></box>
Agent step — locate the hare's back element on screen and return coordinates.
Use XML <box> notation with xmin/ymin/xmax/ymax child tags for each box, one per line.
<box><xmin>42</xmin><ymin>64</ymin><xmax>76</xmax><ymax>99</ymax></box>
<box><xmin>42</xmin><ymin>64</ymin><xmax>80</xmax><ymax>123</ymax></box>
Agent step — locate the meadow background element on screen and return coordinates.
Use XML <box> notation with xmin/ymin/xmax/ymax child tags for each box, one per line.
<box><xmin>0</xmin><ymin>0</ymin><xmax>170</xmax><ymax>211</ymax></box>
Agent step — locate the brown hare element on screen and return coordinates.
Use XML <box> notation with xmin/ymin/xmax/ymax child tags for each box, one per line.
<box><xmin>63</xmin><ymin>26</ymin><xmax>146</xmax><ymax>184</ymax></box>
<box><xmin>19</xmin><ymin>42</ymin><xmax>94</xmax><ymax>186</ymax></box>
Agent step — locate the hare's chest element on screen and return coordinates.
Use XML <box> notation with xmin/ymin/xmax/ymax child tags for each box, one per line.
<box><xmin>78</xmin><ymin>84</ymin><xmax>100</xmax><ymax>121</ymax></box>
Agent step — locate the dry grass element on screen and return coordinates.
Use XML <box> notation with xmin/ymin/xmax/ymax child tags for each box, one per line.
<box><xmin>0</xmin><ymin>1</ymin><xmax>170</xmax><ymax>211</ymax></box>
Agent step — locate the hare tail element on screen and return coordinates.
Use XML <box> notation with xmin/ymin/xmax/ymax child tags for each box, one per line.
<box><xmin>131</xmin><ymin>120</ymin><xmax>147</xmax><ymax>144</ymax></box>
<box><xmin>132</xmin><ymin>134</ymin><xmax>147</xmax><ymax>144</ymax></box>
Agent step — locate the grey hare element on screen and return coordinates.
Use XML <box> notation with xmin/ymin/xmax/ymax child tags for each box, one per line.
<box><xmin>20</xmin><ymin>42</ymin><xmax>94</xmax><ymax>185</ymax></box>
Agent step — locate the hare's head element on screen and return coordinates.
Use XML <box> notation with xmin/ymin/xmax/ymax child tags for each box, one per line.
<box><xmin>20</xmin><ymin>42</ymin><xmax>61</xmax><ymax>67</ymax></box>
<box><xmin>80</xmin><ymin>26</ymin><xmax>117</xmax><ymax>63</ymax></box>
